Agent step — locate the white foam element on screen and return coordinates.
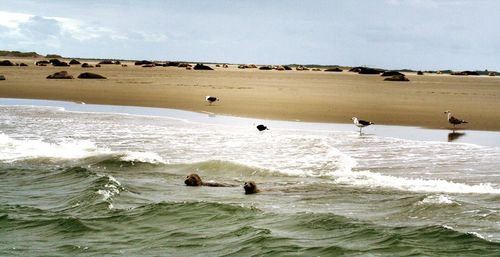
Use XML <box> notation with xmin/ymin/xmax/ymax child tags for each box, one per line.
<box><xmin>0</xmin><ymin>133</ymin><xmax>111</xmax><ymax>162</ymax></box>
<box><xmin>467</xmin><ymin>231</ymin><xmax>485</xmax><ymax>239</ymax></box>
<box><xmin>0</xmin><ymin>133</ymin><xmax>167</xmax><ymax>165</ymax></box>
<box><xmin>417</xmin><ymin>195</ymin><xmax>457</xmax><ymax>205</ymax></box>
<box><xmin>97</xmin><ymin>175</ymin><xmax>121</xmax><ymax>201</ymax></box>
<box><xmin>332</xmin><ymin>168</ymin><xmax>500</xmax><ymax>194</ymax></box>
<box><xmin>442</xmin><ymin>225</ymin><xmax>454</xmax><ymax>230</ymax></box>
<box><xmin>120</xmin><ymin>151</ymin><xmax>168</xmax><ymax>164</ymax></box>
<box><xmin>3</xmin><ymin>103</ymin><xmax>500</xmax><ymax>197</ymax></box>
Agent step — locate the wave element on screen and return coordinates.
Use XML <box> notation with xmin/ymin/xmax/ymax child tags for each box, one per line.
<box><xmin>54</xmin><ymin>167</ymin><xmax>124</xmax><ymax>210</ymax></box>
<box><xmin>0</xmin><ymin>165</ymin><xmax>125</xmax><ymax>213</ymax></box>
<box><xmin>2</xmin><ymin>200</ymin><xmax>499</xmax><ymax>256</ymax></box>
<box><xmin>331</xmin><ymin>168</ymin><xmax>500</xmax><ymax>194</ymax></box>
<box><xmin>2</xmin><ymin>129</ymin><xmax>497</xmax><ymax>195</ymax></box>
<box><xmin>0</xmin><ymin>133</ymin><xmax>166</xmax><ymax>166</ymax></box>
<box><xmin>416</xmin><ymin>194</ymin><xmax>459</xmax><ymax>206</ymax></box>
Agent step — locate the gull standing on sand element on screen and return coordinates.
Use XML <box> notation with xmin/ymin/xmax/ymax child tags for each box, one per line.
<box><xmin>444</xmin><ymin>110</ymin><xmax>468</xmax><ymax>128</ymax></box>
<box><xmin>352</xmin><ymin>117</ymin><xmax>374</xmax><ymax>134</ymax></box>
<box><xmin>205</xmin><ymin>96</ymin><xmax>219</xmax><ymax>105</ymax></box>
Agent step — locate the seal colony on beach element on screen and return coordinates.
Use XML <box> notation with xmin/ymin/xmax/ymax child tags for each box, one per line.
<box><xmin>0</xmin><ymin>55</ymin><xmax>497</xmax><ymax>130</ymax></box>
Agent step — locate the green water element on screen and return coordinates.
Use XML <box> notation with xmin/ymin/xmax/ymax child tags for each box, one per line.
<box><xmin>1</xmin><ymin>100</ymin><xmax>500</xmax><ymax>256</ymax></box>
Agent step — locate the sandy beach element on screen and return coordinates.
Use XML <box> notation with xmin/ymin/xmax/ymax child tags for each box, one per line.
<box><xmin>1</xmin><ymin>58</ymin><xmax>499</xmax><ymax>130</ymax></box>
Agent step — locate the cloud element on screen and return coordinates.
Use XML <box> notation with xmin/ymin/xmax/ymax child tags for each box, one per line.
<box><xmin>0</xmin><ymin>11</ymin><xmax>132</xmax><ymax>49</ymax></box>
<box><xmin>19</xmin><ymin>16</ymin><xmax>62</xmax><ymax>39</ymax></box>
<box><xmin>0</xmin><ymin>11</ymin><xmax>32</xmax><ymax>28</ymax></box>
<box><xmin>0</xmin><ymin>2</ymin><xmax>498</xmax><ymax>70</ymax></box>
<box><xmin>0</xmin><ymin>10</ymin><xmax>172</xmax><ymax>56</ymax></box>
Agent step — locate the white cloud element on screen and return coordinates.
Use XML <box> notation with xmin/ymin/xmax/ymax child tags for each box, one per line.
<box><xmin>0</xmin><ymin>11</ymin><xmax>32</xmax><ymax>28</ymax></box>
<box><xmin>0</xmin><ymin>10</ymin><xmax>127</xmax><ymax>43</ymax></box>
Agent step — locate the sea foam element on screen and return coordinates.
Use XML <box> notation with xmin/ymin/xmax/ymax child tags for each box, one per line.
<box><xmin>332</xmin><ymin>168</ymin><xmax>500</xmax><ymax>194</ymax></box>
<box><xmin>417</xmin><ymin>195</ymin><xmax>457</xmax><ymax>205</ymax></box>
<box><xmin>0</xmin><ymin>133</ymin><xmax>165</xmax><ymax>165</ymax></box>
<box><xmin>0</xmin><ymin>133</ymin><xmax>111</xmax><ymax>162</ymax></box>
<box><xmin>119</xmin><ymin>151</ymin><xmax>168</xmax><ymax>164</ymax></box>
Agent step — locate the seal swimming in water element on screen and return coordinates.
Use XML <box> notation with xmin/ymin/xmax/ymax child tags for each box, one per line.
<box><xmin>243</xmin><ymin>181</ymin><xmax>261</xmax><ymax>194</ymax></box>
<box><xmin>184</xmin><ymin>173</ymin><xmax>233</xmax><ymax>187</ymax></box>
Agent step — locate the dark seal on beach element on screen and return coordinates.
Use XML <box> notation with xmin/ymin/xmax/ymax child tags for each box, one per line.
<box><xmin>36</xmin><ymin>60</ymin><xmax>50</xmax><ymax>66</ymax></box>
<box><xmin>69</xmin><ymin>59</ymin><xmax>81</xmax><ymax>65</ymax></box>
<box><xmin>193</xmin><ymin>63</ymin><xmax>213</xmax><ymax>70</ymax></box>
<box><xmin>384</xmin><ymin>74</ymin><xmax>409</xmax><ymax>82</ymax></box>
<box><xmin>81</xmin><ymin>63</ymin><xmax>94</xmax><ymax>68</ymax></box>
<box><xmin>0</xmin><ymin>75</ymin><xmax>5</xmax><ymax>80</ymax></box>
<box><xmin>0</xmin><ymin>60</ymin><xmax>15</xmax><ymax>66</ymax></box>
<box><xmin>77</xmin><ymin>72</ymin><xmax>107</xmax><ymax>79</ymax></box>
<box><xmin>46</xmin><ymin>71</ymin><xmax>73</xmax><ymax>79</ymax></box>
<box><xmin>49</xmin><ymin>59</ymin><xmax>70</xmax><ymax>67</ymax></box>
<box><xmin>381</xmin><ymin>71</ymin><xmax>403</xmax><ymax>77</ymax></box>
<box><xmin>184</xmin><ymin>174</ymin><xmax>232</xmax><ymax>187</ymax></box>
<box><xmin>324</xmin><ymin>67</ymin><xmax>343</xmax><ymax>72</ymax></box>
<box><xmin>135</xmin><ymin>60</ymin><xmax>153</xmax><ymax>66</ymax></box>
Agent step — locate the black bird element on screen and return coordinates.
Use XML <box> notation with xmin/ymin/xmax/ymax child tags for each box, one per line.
<box><xmin>256</xmin><ymin>124</ymin><xmax>269</xmax><ymax>131</ymax></box>
<box><xmin>352</xmin><ymin>117</ymin><xmax>374</xmax><ymax>134</ymax></box>
<box><xmin>205</xmin><ymin>96</ymin><xmax>219</xmax><ymax>105</ymax></box>
<box><xmin>444</xmin><ymin>110</ymin><xmax>468</xmax><ymax>128</ymax></box>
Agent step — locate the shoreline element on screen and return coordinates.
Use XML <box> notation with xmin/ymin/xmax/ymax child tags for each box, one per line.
<box><xmin>2</xmin><ymin>98</ymin><xmax>499</xmax><ymax>147</ymax></box>
<box><xmin>1</xmin><ymin>59</ymin><xmax>499</xmax><ymax>131</ymax></box>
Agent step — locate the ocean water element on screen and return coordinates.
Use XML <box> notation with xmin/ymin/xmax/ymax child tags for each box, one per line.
<box><xmin>1</xmin><ymin>99</ymin><xmax>499</xmax><ymax>256</ymax></box>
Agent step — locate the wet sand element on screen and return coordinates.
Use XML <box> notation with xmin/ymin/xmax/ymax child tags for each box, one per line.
<box><xmin>1</xmin><ymin>58</ymin><xmax>499</xmax><ymax>130</ymax></box>
<box><xmin>2</xmin><ymin>98</ymin><xmax>500</xmax><ymax>147</ymax></box>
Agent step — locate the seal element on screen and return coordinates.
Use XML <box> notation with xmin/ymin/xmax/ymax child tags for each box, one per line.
<box><xmin>184</xmin><ymin>173</ymin><xmax>232</xmax><ymax>187</ymax></box>
<box><xmin>243</xmin><ymin>181</ymin><xmax>261</xmax><ymax>194</ymax></box>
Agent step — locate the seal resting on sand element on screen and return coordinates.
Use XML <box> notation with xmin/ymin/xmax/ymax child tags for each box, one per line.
<box><xmin>243</xmin><ymin>181</ymin><xmax>261</xmax><ymax>194</ymax></box>
<box><xmin>184</xmin><ymin>173</ymin><xmax>232</xmax><ymax>187</ymax></box>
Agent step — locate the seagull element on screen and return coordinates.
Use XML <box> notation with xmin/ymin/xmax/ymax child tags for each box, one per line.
<box><xmin>205</xmin><ymin>96</ymin><xmax>219</xmax><ymax>105</ymax></box>
<box><xmin>256</xmin><ymin>124</ymin><xmax>269</xmax><ymax>131</ymax></box>
<box><xmin>444</xmin><ymin>110</ymin><xmax>468</xmax><ymax>128</ymax></box>
<box><xmin>352</xmin><ymin>117</ymin><xmax>374</xmax><ymax>134</ymax></box>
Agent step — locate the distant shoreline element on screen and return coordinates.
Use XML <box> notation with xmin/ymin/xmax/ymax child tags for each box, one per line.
<box><xmin>1</xmin><ymin>51</ymin><xmax>497</xmax><ymax>73</ymax></box>
<box><xmin>1</xmin><ymin>57</ymin><xmax>499</xmax><ymax>131</ymax></box>
<box><xmin>2</xmin><ymin>97</ymin><xmax>500</xmax><ymax>147</ymax></box>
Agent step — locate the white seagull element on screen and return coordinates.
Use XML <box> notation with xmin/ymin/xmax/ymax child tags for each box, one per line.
<box><xmin>352</xmin><ymin>117</ymin><xmax>374</xmax><ymax>134</ymax></box>
<box><xmin>205</xmin><ymin>96</ymin><xmax>219</xmax><ymax>105</ymax></box>
<box><xmin>444</xmin><ymin>110</ymin><xmax>468</xmax><ymax>128</ymax></box>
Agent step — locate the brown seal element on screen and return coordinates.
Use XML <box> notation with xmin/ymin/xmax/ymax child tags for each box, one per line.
<box><xmin>184</xmin><ymin>173</ymin><xmax>233</xmax><ymax>187</ymax></box>
<box><xmin>243</xmin><ymin>181</ymin><xmax>261</xmax><ymax>194</ymax></box>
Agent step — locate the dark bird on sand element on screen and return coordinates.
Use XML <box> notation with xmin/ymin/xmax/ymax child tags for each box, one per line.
<box><xmin>256</xmin><ymin>124</ymin><xmax>269</xmax><ymax>131</ymax></box>
<box><xmin>444</xmin><ymin>110</ymin><xmax>468</xmax><ymax>128</ymax></box>
<box><xmin>352</xmin><ymin>117</ymin><xmax>374</xmax><ymax>134</ymax></box>
<box><xmin>205</xmin><ymin>96</ymin><xmax>219</xmax><ymax>105</ymax></box>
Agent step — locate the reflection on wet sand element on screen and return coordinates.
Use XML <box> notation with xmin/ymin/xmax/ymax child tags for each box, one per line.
<box><xmin>448</xmin><ymin>131</ymin><xmax>466</xmax><ymax>142</ymax></box>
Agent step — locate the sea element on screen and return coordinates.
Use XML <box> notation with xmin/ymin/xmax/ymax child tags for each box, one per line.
<box><xmin>1</xmin><ymin>98</ymin><xmax>499</xmax><ymax>256</ymax></box>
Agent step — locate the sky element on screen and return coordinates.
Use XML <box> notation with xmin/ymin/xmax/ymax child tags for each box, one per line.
<box><xmin>0</xmin><ymin>0</ymin><xmax>498</xmax><ymax>70</ymax></box>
